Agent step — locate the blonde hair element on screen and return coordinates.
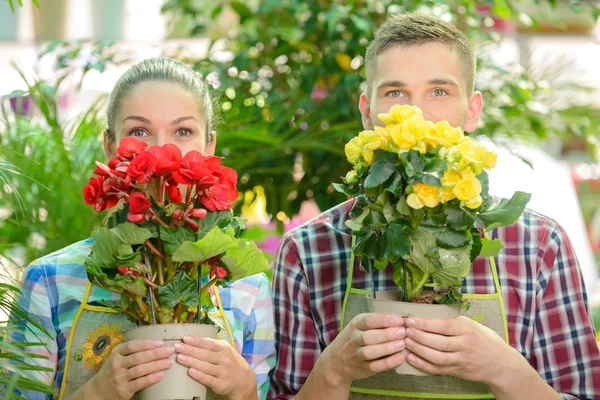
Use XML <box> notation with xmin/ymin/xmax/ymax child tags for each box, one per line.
<box><xmin>106</xmin><ymin>57</ymin><xmax>215</xmax><ymax>144</ymax></box>
<box><xmin>365</xmin><ymin>13</ymin><xmax>476</xmax><ymax>94</ymax></box>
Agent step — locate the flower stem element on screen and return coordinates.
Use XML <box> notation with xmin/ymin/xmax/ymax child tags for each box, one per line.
<box><xmin>145</xmin><ymin>240</ymin><xmax>165</xmax><ymax>259</ymax></box>
<box><xmin>125</xmin><ymin>308</ymin><xmax>146</xmax><ymax>325</ymax></box>
<box><xmin>200</xmin><ymin>277</ymin><xmax>218</xmax><ymax>295</ymax></box>
<box><xmin>159</xmin><ymin>176</ymin><xmax>165</xmax><ymax>205</ymax></box>
<box><xmin>174</xmin><ymin>301</ymin><xmax>184</xmax><ymax>323</ymax></box>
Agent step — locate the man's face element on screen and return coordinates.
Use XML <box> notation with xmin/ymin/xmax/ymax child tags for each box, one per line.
<box><xmin>360</xmin><ymin>42</ymin><xmax>482</xmax><ymax>132</ymax></box>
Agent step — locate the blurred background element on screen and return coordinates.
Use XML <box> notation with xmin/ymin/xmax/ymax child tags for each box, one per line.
<box><xmin>0</xmin><ymin>0</ymin><xmax>599</xmax><ymax>332</ymax></box>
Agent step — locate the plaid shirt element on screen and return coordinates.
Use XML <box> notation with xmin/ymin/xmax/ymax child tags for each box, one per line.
<box><xmin>269</xmin><ymin>200</ymin><xmax>600</xmax><ymax>400</ymax></box>
<box><xmin>11</xmin><ymin>239</ymin><xmax>275</xmax><ymax>400</ymax></box>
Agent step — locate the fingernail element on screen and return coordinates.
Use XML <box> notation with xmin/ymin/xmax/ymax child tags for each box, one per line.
<box><xmin>154</xmin><ymin>371</ymin><xmax>164</xmax><ymax>379</ymax></box>
<box><xmin>407</xmin><ymin>318</ymin><xmax>416</xmax><ymax>326</ymax></box>
<box><xmin>178</xmin><ymin>354</ymin><xmax>188</xmax><ymax>363</ymax></box>
<box><xmin>174</xmin><ymin>343</ymin><xmax>184</xmax><ymax>352</ymax></box>
<box><xmin>153</xmin><ymin>340</ymin><xmax>164</xmax><ymax>347</ymax></box>
<box><xmin>396</xmin><ymin>328</ymin><xmax>405</xmax><ymax>337</ymax></box>
<box><xmin>405</xmin><ymin>338</ymin><xmax>413</xmax><ymax>347</ymax></box>
<box><xmin>396</xmin><ymin>340</ymin><xmax>405</xmax><ymax>350</ymax></box>
<box><xmin>392</xmin><ymin>317</ymin><xmax>403</xmax><ymax>325</ymax></box>
<box><xmin>407</xmin><ymin>354</ymin><xmax>416</xmax><ymax>364</ymax></box>
<box><xmin>164</xmin><ymin>346</ymin><xmax>174</xmax><ymax>354</ymax></box>
<box><xmin>406</xmin><ymin>328</ymin><xmax>414</xmax><ymax>336</ymax></box>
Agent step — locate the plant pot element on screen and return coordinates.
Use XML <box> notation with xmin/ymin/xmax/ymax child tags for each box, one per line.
<box><xmin>367</xmin><ymin>290</ymin><xmax>460</xmax><ymax>376</ymax></box>
<box><xmin>123</xmin><ymin>323</ymin><xmax>219</xmax><ymax>400</ymax></box>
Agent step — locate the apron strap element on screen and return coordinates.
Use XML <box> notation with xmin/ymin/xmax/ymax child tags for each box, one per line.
<box><xmin>213</xmin><ymin>284</ymin><xmax>235</xmax><ymax>348</ymax></box>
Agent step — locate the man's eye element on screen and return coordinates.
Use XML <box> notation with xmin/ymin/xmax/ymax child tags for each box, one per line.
<box><xmin>433</xmin><ymin>89</ymin><xmax>448</xmax><ymax>97</ymax></box>
<box><xmin>387</xmin><ymin>90</ymin><xmax>404</xmax><ymax>98</ymax></box>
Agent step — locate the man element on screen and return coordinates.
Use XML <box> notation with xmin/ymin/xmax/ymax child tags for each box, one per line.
<box><xmin>268</xmin><ymin>13</ymin><xmax>600</xmax><ymax>400</ymax></box>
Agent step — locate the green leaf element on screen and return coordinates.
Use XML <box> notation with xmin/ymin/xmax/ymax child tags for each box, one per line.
<box><xmin>410</xmin><ymin>231</ymin><xmax>439</xmax><ymax>274</ymax></box>
<box><xmin>377</xmin><ymin>222</ymin><xmax>411</xmax><ymax>261</ymax></box>
<box><xmin>415</xmin><ymin>173</ymin><xmax>441</xmax><ymax>187</ymax></box>
<box><xmin>197</xmin><ymin>211</ymin><xmax>234</xmax><ymax>240</ymax></box>
<box><xmin>436</xmin><ymin>228</ymin><xmax>472</xmax><ymax>249</ymax></box>
<box><xmin>97</xmin><ymin>299</ymin><xmax>126</xmax><ymax>312</ymax></box>
<box><xmin>160</xmin><ymin>225</ymin><xmax>196</xmax><ymax>255</ymax></box>
<box><xmin>350</xmin><ymin>14</ymin><xmax>371</xmax><ymax>32</ymax></box>
<box><xmin>158</xmin><ymin>272</ymin><xmax>199</xmax><ymax>308</ymax></box>
<box><xmin>364</xmin><ymin>151</ymin><xmax>397</xmax><ymax>188</ymax></box>
<box><xmin>231</xmin><ymin>1</ymin><xmax>253</xmax><ymax>20</ymax></box>
<box><xmin>445</xmin><ymin>202</ymin><xmax>476</xmax><ymax>230</ymax></box>
<box><xmin>477</xmin><ymin>192</ymin><xmax>531</xmax><ymax>231</ymax></box>
<box><xmin>221</xmin><ymin>240</ymin><xmax>269</xmax><ymax>281</ymax></box>
<box><xmin>345</xmin><ymin>207</ymin><xmax>369</xmax><ymax>232</ymax></box>
<box><xmin>111</xmin><ymin>222</ymin><xmax>153</xmax><ymax>245</ymax></box>
<box><xmin>433</xmin><ymin>246</ymin><xmax>472</xmax><ymax>287</ymax></box>
<box><xmin>470</xmin><ymin>227</ymin><xmax>483</xmax><ymax>262</ymax></box>
<box><xmin>172</xmin><ymin>226</ymin><xmax>236</xmax><ymax>263</ymax></box>
<box><xmin>479</xmin><ymin>238</ymin><xmax>505</xmax><ymax>257</ymax></box>
<box><xmin>396</xmin><ymin>196</ymin><xmax>411</xmax><ymax>216</ymax></box>
<box><xmin>333</xmin><ymin>182</ymin><xmax>358</xmax><ymax>197</ymax></box>
<box><xmin>401</xmin><ymin>150</ymin><xmax>425</xmax><ymax>177</ymax></box>
<box><xmin>385</xmin><ymin>171</ymin><xmax>403</xmax><ymax>197</ymax></box>
<box><xmin>88</xmin><ymin>227</ymin><xmax>124</xmax><ymax>270</ymax></box>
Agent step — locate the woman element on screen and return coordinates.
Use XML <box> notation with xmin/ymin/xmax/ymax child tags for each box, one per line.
<box><xmin>12</xmin><ymin>57</ymin><xmax>274</xmax><ymax>400</ymax></box>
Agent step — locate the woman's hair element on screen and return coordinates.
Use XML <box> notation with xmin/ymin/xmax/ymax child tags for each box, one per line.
<box><xmin>106</xmin><ymin>57</ymin><xmax>215</xmax><ymax>144</ymax></box>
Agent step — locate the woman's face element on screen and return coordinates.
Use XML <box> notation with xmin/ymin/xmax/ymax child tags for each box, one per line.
<box><xmin>104</xmin><ymin>81</ymin><xmax>215</xmax><ymax>157</ymax></box>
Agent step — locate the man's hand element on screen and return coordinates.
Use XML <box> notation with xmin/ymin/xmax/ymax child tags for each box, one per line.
<box><xmin>404</xmin><ymin>316</ymin><xmax>560</xmax><ymax>400</ymax></box>
<box><xmin>321</xmin><ymin>313</ymin><xmax>406</xmax><ymax>386</ymax></box>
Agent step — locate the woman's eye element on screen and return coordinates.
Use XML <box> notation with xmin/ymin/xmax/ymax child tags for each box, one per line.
<box><xmin>129</xmin><ymin>128</ymin><xmax>149</xmax><ymax>137</ymax></box>
<box><xmin>176</xmin><ymin>128</ymin><xmax>193</xmax><ymax>137</ymax></box>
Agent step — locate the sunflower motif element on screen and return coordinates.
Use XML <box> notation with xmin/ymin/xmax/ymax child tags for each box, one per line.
<box><xmin>80</xmin><ymin>322</ymin><xmax>124</xmax><ymax>372</ymax></box>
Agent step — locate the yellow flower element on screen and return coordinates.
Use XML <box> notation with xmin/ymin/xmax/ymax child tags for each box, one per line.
<box><xmin>374</xmin><ymin>126</ymin><xmax>391</xmax><ymax>151</ymax></box>
<box><xmin>80</xmin><ymin>322</ymin><xmax>124</xmax><ymax>372</ymax></box>
<box><xmin>465</xmin><ymin>195</ymin><xmax>483</xmax><ymax>209</ymax></box>
<box><xmin>406</xmin><ymin>193</ymin><xmax>424</xmax><ymax>209</ymax></box>
<box><xmin>378</xmin><ymin>104</ymin><xmax>423</xmax><ymax>125</ymax></box>
<box><xmin>483</xmin><ymin>151</ymin><xmax>497</xmax><ymax>170</ymax></box>
<box><xmin>435</xmin><ymin>120</ymin><xmax>464</xmax><ymax>148</ymax></box>
<box><xmin>440</xmin><ymin>169</ymin><xmax>462</xmax><ymax>202</ymax></box>
<box><xmin>424</xmin><ymin>120</ymin><xmax>439</xmax><ymax>148</ymax></box>
<box><xmin>453</xmin><ymin>176</ymin><xmax>482</xmax><ymax>202</ymax></box>
<box><xmin>414</xmin><ymin>182</ymin><xmax>441</xmax><ymax>208</ymax></box>
<box><xmin>389</xmin><ymin>123</ymin><xmax>419</xmax><ymax>151</ymax></box>
<box><xmin>345</xmin><ymin>137</ymin><xmax>363</xmax><ymax>165</ymax></box>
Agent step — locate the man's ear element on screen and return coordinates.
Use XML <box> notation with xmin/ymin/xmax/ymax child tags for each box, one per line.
<box><xmin>103</xmin><ymin>130</ymin><xmax>115</xmax><ymax>159</ymax></box>
<box><xmin>205</xmin><ymin>130</ymin><xmax>217</xmax><ymax>156</ymax></box>
<box><xmin>359</xmin><ymin>92</ymin><xmax>373</xmax><ymax>130</ymax></box>
<box><xmin>464</xmin><ymin>91</ymin><xmax>483</xmax><ymax>133</ymax></box>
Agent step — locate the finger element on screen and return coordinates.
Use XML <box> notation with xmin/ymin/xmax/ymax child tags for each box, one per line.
<box><xmin>122</xmin><ymin>346</ymin><xmax>174</xmax><ymax>368</ymax></box>
<box><xmin>126</xmin><ymin>357</ymin><xmax>173</xmax><ymax>381</ymax></box>
<box><xmin>406</xmin><ymin>317</ymin><xmax>465</xmax><ymax>336</ymax></box>
<box><xmin>404</xmin><ymin>337</ymin><xmax>458</xmax><ymax>367</ymax></box>
<box><xmin>130</xmin><ymin>371</ymin><xmax>165</xmax><ymax>393</ymax></box>
<box><xmin>183</xmin><ymin>336</ymin><xmax>228</xmax><ymax>352</ymax></box>
<box><xmin>177</xmin><ymin>354</ymin><xmax>220</xmax><ymax>377</ymax></box>
<box><xmin>361</xmin><ymin>326</ymin><xmax>406</xmax><ymax>346</ymax></box>
<box><xmin>351</xmin><ymin>313</ymin><xmax>404</xmax><ymax>331</ymax></box>
<box><xmin>115</xmin><ymin>339</ymin><xmax>165</xmax><ymax>356</ymax></box>
<box><xmin>174</xmin><ymin>343</ymin><xmax>220</xmax><ymax>364</ymax></box>
<box><xmin>406</xmin><ymin>328</ymin><xmax>462</xmax><ymax>352</ymax></box>
<box><xmin>406</xmin><ymin>353</ymin><xmax>446</xmax><ymax>375</ymax></box>
<box><xmin>360</xmin><ymin>340</ymin><xmax>405</xmax><ymax>361</ymax></box>
<box><xmin>188</xmin><ymin>368</ymin><xmax>220</xmax><ymax>391</ymax></box>
<box><xmin>366</xmin><ymin>351</ymin><xmax>405</xmax><ymax>373</ymax></box>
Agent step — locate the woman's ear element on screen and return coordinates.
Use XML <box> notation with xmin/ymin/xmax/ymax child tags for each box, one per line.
<box><xmin>103</xmin><ymin>130</ymin><xmax>116</xmax><ymax>159</ymax></box>
<box><xmin>205</xmin><ymin>130</ymin><xmax>217</xmax><ymax>156</ymax></box>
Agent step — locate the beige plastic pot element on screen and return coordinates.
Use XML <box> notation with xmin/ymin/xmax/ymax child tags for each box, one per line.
<box><xmin>367</xmin><ymin>290</ymin><xmax>460</xmax><ymax>376</ymax></box>
<box><xmin>123</xmin><ymin>323</ymin><xmax>219</xmax><ymax>400</ymax></box>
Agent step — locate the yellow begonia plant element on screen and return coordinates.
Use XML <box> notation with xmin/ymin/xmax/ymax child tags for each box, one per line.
<box><xmin>335</xmin><ymin>105</ymin><xmax>530</xmax><ymax>307</ymax></box>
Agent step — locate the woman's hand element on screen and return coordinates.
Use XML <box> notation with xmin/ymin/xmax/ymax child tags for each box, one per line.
<box><xmin>72</xmin><ymin>339</ymin><xmax>173</xmax><ymax>400</ymax></box>
<box><xmin>175</xmin><ymin>336</ymin><xmax>257</xmax><ymax>400</ymax></box>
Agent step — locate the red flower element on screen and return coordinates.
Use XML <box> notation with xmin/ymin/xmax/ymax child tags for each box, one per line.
<box><xmin>83</xmin><ymin>177</ymin><xmax>103</xmax><ymax>205</ymax></box>
<box><xmin>93</xmin><ymin>161</ymin><xmax>112</xmax><ymax>176</ymax></box>
<box><xmin>126</xmin><ymin>151</ymin><xmax>157</xmax><ymax>184</ymax></box>
<box><xmin>191</xmin><ymin>208</ymin><xmax>207</xmax><ymax>219</ymax></box>
<box><xmin>211</xmin><ymin>265</ymin><xmax>228</xmax><ymax>279</ymax></box>
<box><xmin>94</xmin><ymin>195</ymin><xmax>119</xmax><ymax>212</ymax></box>
<box><xmin>171</xmin><ymin>151</ymin><xmax>218</xmax><ymax>186</ymax></box>
<box><xmin>118</xmin><ymin>137</ymin><xmax>148</xmax><ymax>160</ymax></box>
<box><xmin>148</xmin><ymin>144</ymin><xmax>182</xmax><ymax>176</ymax></box>
<box><xmin>199</xmin><ymin>164</ymin><xmax>238</xmax><ymax>211</ymax></box>
<box><xmin>128</xmin><ymin>191</ymin><xmax>151</xmax><ymax>213</ymax></box>
<box><xmin>165</xmin><ymin>184</ymin><xmax>183</xmax><ymax>203</ymax></box>
<box><xmin>127</xmin><ymin>212</ymin><xmax>144</xmax><ymax>224</ymax></box>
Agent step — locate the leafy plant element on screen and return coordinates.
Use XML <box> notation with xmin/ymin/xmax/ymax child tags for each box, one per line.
<box><xmin>336</xmin><ymin>105</ymin><xmax>530</xmax><ymax>307</ymax></box>
<box><xmin>82</xmin><ymin>137</ymin><xmax>268</xmax><ymax>324</ymax></box>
